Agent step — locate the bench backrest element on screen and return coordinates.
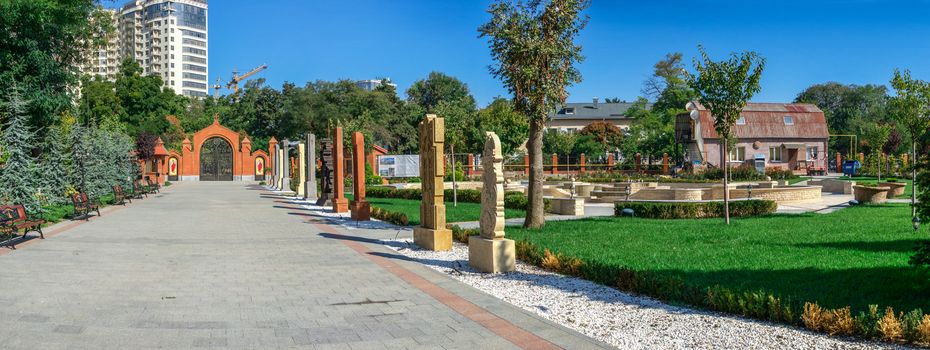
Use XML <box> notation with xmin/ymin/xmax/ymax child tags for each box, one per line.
<box><xmin>113</xmin><ymin>185</ymin><xmax>124</xmax><ymax>195</ymax></box>
<box><xmin>71</xmin><ymin>193</ymin><xmax>90</xmax><ymax>206</ymax></box>
<box><xmin>0</xmin><ymin>205</ymin><xmax>27</xmax><ymax>224</ymax></box>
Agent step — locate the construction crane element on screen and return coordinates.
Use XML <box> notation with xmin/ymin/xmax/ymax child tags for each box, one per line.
<box><xmin>226</xmin><ymin>64</ymin><xmax>268</xmax><ymax>94</ymax></box>
<box><xmin>212</xmin><ymin>77</ymin><xmax>223</xmax><ymax>98</ymax></box>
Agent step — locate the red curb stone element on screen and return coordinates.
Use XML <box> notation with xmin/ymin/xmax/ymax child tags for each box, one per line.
<box><xmin>313</xmin><ymin>226</ymin><xmax>562</xmax><ymax>350</ymax></box>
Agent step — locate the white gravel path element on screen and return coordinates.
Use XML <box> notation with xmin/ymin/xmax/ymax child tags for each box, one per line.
<box><xmin>383</xmin><ymin>239</ymin><xmax>910</xmax><ymax>350</ymax></box>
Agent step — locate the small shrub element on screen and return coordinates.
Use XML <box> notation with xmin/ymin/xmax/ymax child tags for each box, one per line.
<box><xmin>370</xmin><ymin>207</ymin><xmax>409</xmax><ymax>226</ymax></box>
<box><xmin>902</xmin><ymin>309</ymin><xmax>925</xmax><ymax>343</ymax></box>
<box><xmin>855</xmin><ymin>305</ymin><xmax>881</xmax><ymax>339</ymax></box>
<box><xmin>910</xmin><ymin>240</ymin><xmax>930</xmax><ymax>270</ymax></box>
<box><xmin>448</xmin><ymin>225</ymin><xmax>478</xmax><ymax>244</ymax></box>
<box><xmin>827</xmin><ymin>307</ymin><xmax>856</xmax><ymax>336</ymax></box>
<box><xmin>802</xmin><ymin>302</ymin><xmax>826</xmax><ymax>332</ymax></box>
<box><xmin>765</xmin><ymin>167</ymin><xmax>799</xmax><ymax>181</ymax></box>
<box><xmin>918</xmin><ymin>314</ymin><xmax>930</xmax><ymax>344</ymax></box>
<box><xmin>878</xmin><ymin>307</ymin><xmax>904</xmax><ymax>342</ymax></box>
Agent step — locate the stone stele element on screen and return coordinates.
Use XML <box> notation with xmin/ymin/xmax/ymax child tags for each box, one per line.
<box><xmin>331</xmin><ymin>127</ymin><xmax>349</xmax><ymax>213</ymax></box>
<box><xmin>468</xmin><ymin>131</ymin><xmax>515</xmax><ymax>273</ymax></box>
<box><xmin>413</xmin><ymin>114</ymin><xmax>452</xmax><ymax>251</ymax></box>
<box><xmin>297</xmin><ymin>143</ymin><xmax>306</xmax><ymax>197</ymax></box>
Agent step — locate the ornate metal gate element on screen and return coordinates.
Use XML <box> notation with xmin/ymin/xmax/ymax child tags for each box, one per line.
<box><xmin>200</xmin><ymin>137</ymin><xmax>233</xmax><ymax>181</ymax></box>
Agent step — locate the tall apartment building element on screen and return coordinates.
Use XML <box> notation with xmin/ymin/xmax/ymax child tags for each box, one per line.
<box><xmin>356</xmin><ymin>79</ymin><xmax>397</xmax><ymax>92</ymax></box>
<box><xmin>81</xmin><ymin>0</ymin><xmax>209</xmax><ymax>97</ymax></box>
<box><xmin>80</xmin><ymin>9</ymin><xmax>122</xmax><ymax>81</ymax></box>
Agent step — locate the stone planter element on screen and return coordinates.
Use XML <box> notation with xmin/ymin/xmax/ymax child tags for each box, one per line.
<box><xmin>853</xmin><ymin>185</ymin><xmax>890</xmax><ymax>204</ymax></box>
<box><xmin>879</xmin><ymin>182</ymin><xmax>906</xmax><ymax>198</ymax></box>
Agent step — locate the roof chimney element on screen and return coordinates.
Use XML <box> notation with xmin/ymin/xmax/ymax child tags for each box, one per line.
<box><xmin>593</xmin><ymin>97</ymin><xmax>599</xmax><ymax>109</ymax></box>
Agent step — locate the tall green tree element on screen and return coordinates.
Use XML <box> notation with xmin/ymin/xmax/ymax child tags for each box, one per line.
<box><xmin>78</xmin><ymin>75</ymin><xmax>124</xmax><ymax>127</ymax></box>
<box><xmin>475</xmin><ymin>97</ymin><xmax>529</xmax><ymax>156</ymax></box>
<box><xmin>0</xmin><ymin>0</ymin><xmax>98</xmax><ymax>131</ymax></box>
<box><xmin>0</xmin><ymin>85</ymin><xmax>39</xmax><ymax>211</ymax></box>
<box><xmin>688</xmin><ymin>46</ymin><xmax>765</xmax><ymax>224</ymax></box>
<box><xmin>406</xmin><ymin>72</ymin><xmax>477</xmax><ymax>113</ymax></box>
<box><xmin>480</xmin><ymin>0</ymin><xmax>590</xmax><ymax>228</ymax></box>
<box><xmin>863</xmin><ymin>123</ymin><xmax>891</xmax><ymax>181</ymax></box>
<box><xmin>113</xmin><ymin>59</ymin><xmax>187</xmax><ymax>137</ymax></box>
<box><xmin>890</xmin><ymin>69</ymin><xmax>930</xmax><ymax>221</ymax></box>
<box><xmin>795</xmin><ymin>82</ymin><xmax>891</xmax><ymax>156</ymax></box>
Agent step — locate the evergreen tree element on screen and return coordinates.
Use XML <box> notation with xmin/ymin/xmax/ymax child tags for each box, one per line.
<box><xmin>0</xmin><ymin>85</ymin><xmax>39</xmax><ymax>211</ymax></box>
<box><xmin>39</xmin><ymin>125</ymin><xmax>71</xmax><ymax>205</ymax></box>
<box><xmin>69</xmin><ymin>124</ymin><xmax>92</xmax><ymax>194</ymax></box>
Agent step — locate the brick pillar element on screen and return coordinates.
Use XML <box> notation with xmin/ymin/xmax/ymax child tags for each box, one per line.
<box><xmin>607</xmin><ymin>154</ymin><xmax>615</xmax><ymax>173</ymax></box>
<box><xmin>859</xmin><ymin>152</ymin><xmax>864</xmax><ymax>163</ymax></box>
<box><xmin>663</xmin><ymin>153</ymin><xmax>669</xmax><ymax>174</ymax></box>
<box><xmin>836</xmin><ymin>152</ymin><xmax>841</xmax><ymax>173</ymax></box>
<box><xmin>350</xmin><ymin>132</ymin><xmax>370</xmax><ymax>221</ymax></box>
<box><xmin>523</xmin><ymin>154</ymin><xmax>529</xmax><ymax>176</ymax></box>
<box><xmin>268</xmin><ymin>137</ymin><xmax>278</xmax><ymax>180</ymax></box>
<box><xmin>580</xmin><ymin>153</ymin><xmax>586</xmax><ymax>173</ymax></box>
<box><xmin>634</xmin><ymin>153</ymin><xmax>642</xmax><ymax>173</ymax></box>
<box><xmin>181</xmin><ymin>137</ymin><xmax>192</xmax><ymax>180</ymax></box>
<box><xmin>466</xmin><ymin>153</ymin><xmax>475</xmax><ymax>176</ymax></box>
<box><xmin>551</xmin><ymin>153</ymin><xmax>558</xmax><ymax>174</ymax></box>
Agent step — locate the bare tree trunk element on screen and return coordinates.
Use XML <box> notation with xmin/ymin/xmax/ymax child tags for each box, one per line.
<box><xmin>722</xmin><ymin>138</ymin><xmax>731</xmax><ymax>225</ymax></box>
<box><xmin>913</xmin><ymin>140</ymin><xmax>918</xmax><ymax>219</ymax></box>
<box><xmin>451</xmin><ymin>144</ymin><xmax>457</xmax><ymax>207</ymax></box>
<box><xmin>524</xmin><ymin>118</ymin><xmax>546</xmax><ymax>228</ymax></box>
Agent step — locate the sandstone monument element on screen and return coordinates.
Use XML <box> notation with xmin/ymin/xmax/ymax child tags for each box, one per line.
<box><xmin>332</xmin><ymin>127</ymin><xmax>349</xmax><ymax>213</ymax></box>
<box><xmin>349</xmin><ymin>132</ymin><xmax>371</xmax><ymax>221</ymax></box>
<box><xmin>297</xmin><ymin>143</ymin><xmax>306</xmax><ymax>197</ymax></box>
<box><xmin>413</xmin><ymin>115</ymin><xmax>452</xmax><ymax>251</ymax></box>
<box><xmin>469</xmin><ymin>132</ymin><xmax>515</xmax><ymax>273</ymax></box>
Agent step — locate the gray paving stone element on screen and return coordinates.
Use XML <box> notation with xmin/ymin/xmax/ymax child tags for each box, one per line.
<box><xmin>0</xmin><ymin>182</ymin><xmax>608</xmax><ymax>349</ymax></box>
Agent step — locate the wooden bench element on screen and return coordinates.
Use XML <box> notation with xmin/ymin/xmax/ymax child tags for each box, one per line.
<box><xmin>0</xmin><ymin>204</ymin><xmax>45</xmax><ymax>249</ymax></box>
<box><xmin>145</xmin><ymin>179</ymin><xmax>161</xmax><ymax>194</ymax></box>
<box><xmin>132</xmin><ymin>181</ymin><xmax>149</xmax><ymax>199</ymax></box>
<box><xmin>70</xmin><ymin>193</ymin><xmax>101</xmax><ymax>220</ymax></box>
<box><xmin>112</xmin><ymin>185</ymin><xmax>132</xmax><ymax>205</ymax></box>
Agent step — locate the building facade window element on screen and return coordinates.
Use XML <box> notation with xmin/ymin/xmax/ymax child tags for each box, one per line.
<box><xmin>182</xmin><ymin>64</ymin><xmax>206</xmax><ymax>72</ymax></box>
<box><xmin>784</xmin><ymin>116</ymin><xmax>794</xmax><ymax>125</ymax></box>
<box><xmin>736</xmin><ymin>116</ymin><xmax>746</xmax><ymax>125</ymax></box>
<box><xmin>183</xmin><ymin>81</ymin><xmax>207</xmax><ymax>89</ymax></box>
<box><xmin>730</xmin><ymin>147</ymin><xmax>746</xmax><ymax>161</ymax></box>
<box><xmin>807</xmin><ymin>146</ymin><xmax>819</xmax><ymax>160</ymax></box>
<box><xmin>183</xmin><ymin>55</ymin><xmax>206</xmax><ymax>64</ymax></box>
<box><xmin>769</xmin><ymin>147</ymin><xmax>783</xmax><ymax>162</ymax></box>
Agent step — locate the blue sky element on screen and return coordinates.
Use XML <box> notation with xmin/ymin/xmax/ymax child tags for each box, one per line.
<box><xmin>195</xmin><ymin>0</ymin><xmax>930</xmax><ymax>105</ymax></box>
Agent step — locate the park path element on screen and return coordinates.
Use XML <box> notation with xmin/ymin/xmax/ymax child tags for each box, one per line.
<box><xmin>0</xmin><ymin>181</ymin><xmax>607</xmax><ymax>349</ymax></box>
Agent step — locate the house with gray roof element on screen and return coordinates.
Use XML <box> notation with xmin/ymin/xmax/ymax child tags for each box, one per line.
<box><xmin>547</xmin><ymin>98</ymin><xmax>650</xmax><ymax>133</ymax></box>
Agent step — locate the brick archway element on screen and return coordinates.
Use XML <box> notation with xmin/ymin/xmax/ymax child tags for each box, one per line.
<box><xmin>173</xmin><ymin>115</ymin><xmax>273</xmax><ymax>182</ymax></box>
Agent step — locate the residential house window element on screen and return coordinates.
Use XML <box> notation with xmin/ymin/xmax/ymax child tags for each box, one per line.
<box><xmin>769</xmin><ymin>147</ymin><xmax>783</xmax><ymax>162</ymax></box>
<box><xmin>736</xmin><ymin>117</ymin><xmax>746</xmax><ymax>125</ymax></box>
<box><xmin>564</xmin><ymin>107</ymin><xmax>575</xmax><ymax>115</ymax></box>
<box><xmin>807</xmin><ymin>146</ymin><xmax>819</xmax><ymax>160</ymax></box>
<box><xmin>784</xmin><ymin>116</ymin><xmax>794</xmax><ymax>125</ymax></box>
<box><xmin>730</xmin><ymin>147</ymin><xmax>746</xmax><ymax>162</ymax></box>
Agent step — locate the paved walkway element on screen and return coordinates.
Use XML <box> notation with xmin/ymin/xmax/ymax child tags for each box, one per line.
<box><xmin>0</xmin><ymin>182</ymin><xmax>608</xmax><ymax>349</ymax></box>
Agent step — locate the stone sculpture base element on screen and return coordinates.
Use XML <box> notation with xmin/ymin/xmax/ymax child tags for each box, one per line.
<box><xmin>350</xmin><ymin>201</ymin><xmax>371</xmax><ymax>221</ymax></box>
<box><xmin>333</xmin><ymin>198</ymin><xmax>349</xmax><ymax>213</ymax></box>
<box><xmin>413</xmin><ymin>226</ymin><xmax>452</xmax><ymax>251</ymax></box>
<box><xmin>468</xmin><ymin>237</ymin><xmax>515</xmax><ymax>273</ymax></box>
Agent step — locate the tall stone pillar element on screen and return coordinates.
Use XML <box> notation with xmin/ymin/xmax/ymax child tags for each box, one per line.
<box><xmin>607</xmin><ymin>154</ymin><xmax>615</xmax><ymax>173</ymax></box>
<box><xmin>469</xmin><ymin>132</ymin><xmax>515</xmax><ymax>273</ymax></box>
<box><xmin>414</xmin><ymin>115</ymin><xmax>452</xmax><ymax>251</ymax></box>
<box><xmin>836</xmin><ymin>152</ymin><xmax>842</xmax><ymax>173</ymax></box>
<box><xmin>278</xmin><ymin>148</ymin><xmax>286</xmax><ymax>190</ymax></box>
<box><xmin>580</xmin><ymin>153</ymin><xmax>586</xmax><ymax>173</ymax></box>
<box><xmin>268</xmin><ymin>137</ymin><xmax>278</xmax><ymax>186</ymax></box>
<box><xmin>467</xmin><ymin>154</ymin><xmax>475</xmax><ymax>176</ymax></box>
<box><xmin>315</xmin><ymin>139</ymin><xmax>334</xmax><ymax>206</ymax></box>
<box><xmin>332</xmin><ymin>128</ymin><xmax>349</xmax><ymax>213</ymax></box>
<box><xmin>306</xmin><ymin>133</ymin><xmax>317</xmax><ymax>200</ymax></box>
<box><xmin>635</xmin><ymin>153</ymin><xmax>642</xmax><ymax>173</ymax></box>
<box><xmin>297</xmin><ymin>143</ymin><xmax>306</xmax><ymax>197</ymax></box>
<box><xmin>350</xmin><ymin>132</ymin><xmax>371</xmax><ymax>221</ymax></box>
<box><xmin>551</xmin><ymin>153</ymin><xmax>558</xmax><ymax>174</ymax></box>
<box><xmin>281</xmin><ymin>140</ymin><xmax>291</xmax><ymax>192</ymax></box>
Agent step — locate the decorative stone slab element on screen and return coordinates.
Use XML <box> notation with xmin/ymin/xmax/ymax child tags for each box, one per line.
<box><xmin>350</xmin><ymin>132</ymin><xmax>370</xmax><ymax>221</ymax></box>
<box><xmin>413</xmin><ymin>115</ymin><xmax>452</xmax><ymax>251</ymax></box>
<box><xmin>315</xmin><ymin>138</ymin><xmax>334</xmax><ymax>206</ymax></box>
<box><xmin>332</xmin><ymin>127</ymin><xmax>349</xmax><ymax>213</ymax></box>
<box><xmin>470</xmin><ymin>132</ymin><xmax>514</xmax><ymax>273</ymax></box>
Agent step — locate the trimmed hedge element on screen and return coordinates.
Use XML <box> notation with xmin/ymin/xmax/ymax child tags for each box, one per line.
<box><xmin>615</xmin><ymin>200</ymin><xmax>777</xmax><ymax>219</ymax></box>
<box><xmin>367</xmin><ymin>186</ymin><xmax>549</xmax><ymax>211</ymax></box>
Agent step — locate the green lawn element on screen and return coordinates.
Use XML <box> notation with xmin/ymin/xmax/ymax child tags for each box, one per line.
<box><xmin>787</xmin><ymin>176</ymin><xmax>810</xmax><ymax>185</ymax></box>
<box><xmin>350</xmin><ymin>195</ymin><xmax>526</xmax><ymax>225</ymax></box>
<box><xmin>507</xmin><ymin>204</ymin><xmax>929</xmax><ymax>313</ymax></box>
<box><xmin>837</xmin><ymin>176</ymin><xmax>914</xmax><ymax>198</ymax></box>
